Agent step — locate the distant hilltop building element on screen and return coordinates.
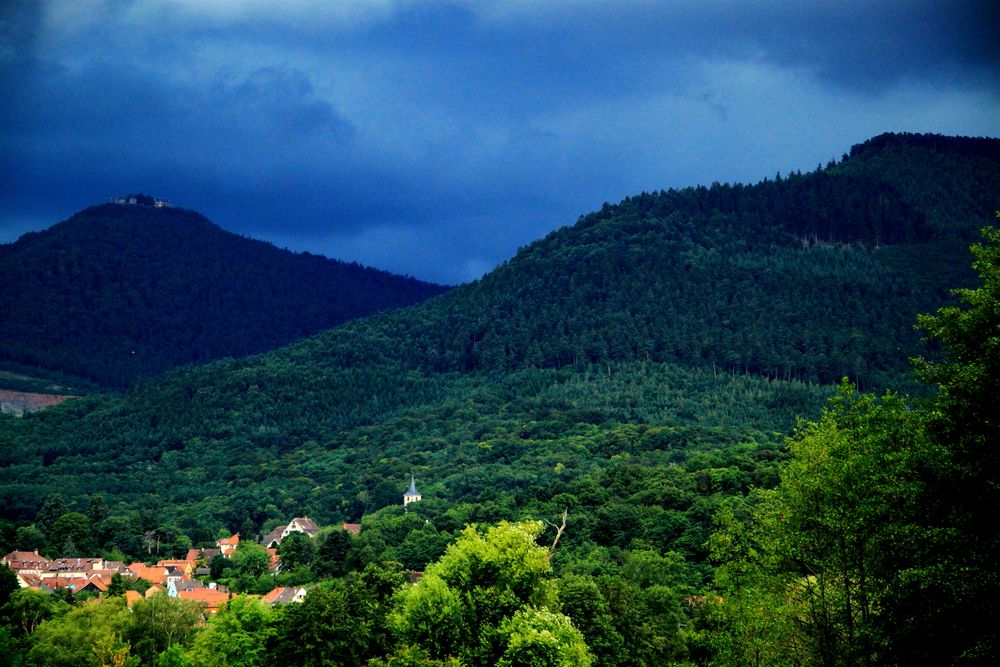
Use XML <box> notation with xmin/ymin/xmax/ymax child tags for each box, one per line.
<box><xmin>404</xmin><ymin>475</ymin><xmax>422</xmax><ymax>506</ymax></box>
<box><xmin>113</xmin><ymin>193</ymin><xmax>171</xmax><ymax>208</ymax></box>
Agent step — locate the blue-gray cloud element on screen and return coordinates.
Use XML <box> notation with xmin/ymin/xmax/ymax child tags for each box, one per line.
<box><xmin>1</xmin><ymin>0</ymin><xmax>998</xmax><ymax>284</ymax></box>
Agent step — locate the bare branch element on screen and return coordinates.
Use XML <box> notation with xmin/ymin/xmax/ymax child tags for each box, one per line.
<box><xmin>548</xmin><ymin>509</ymin><xmax>568</xmax><ymax>557</ymax></box>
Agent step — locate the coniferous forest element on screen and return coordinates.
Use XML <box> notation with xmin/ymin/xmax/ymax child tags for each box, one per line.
<box><xmin>1</xmin><ymin>132</ymin><xmax>999</xmax><ymax>665</ymax></box>
<box><xmin>0</xmin><ymin>203</ymin><xmax>447</xmax><ymax>388</ymax></box>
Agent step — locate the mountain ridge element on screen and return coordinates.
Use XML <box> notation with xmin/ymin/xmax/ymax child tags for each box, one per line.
<box><xmin>0</xmin><ymin>131</ymin><xmax>997</xmax><ymax>539</ymax></box>
<box><xmin>0</xmin><ymin>203</ymin><xmax>449</xmax><ymax>387</ymax></box>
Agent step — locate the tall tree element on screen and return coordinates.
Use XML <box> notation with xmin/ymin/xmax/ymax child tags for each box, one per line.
<box><xmin>393</xmin><ymin>521</ymin><xmax>590</xmax><ymax>665</ymax></box>
<box><xmin>911</xmin><ymin>224</ymin><xmax>1000</xmax><ymax>664</ymax></box>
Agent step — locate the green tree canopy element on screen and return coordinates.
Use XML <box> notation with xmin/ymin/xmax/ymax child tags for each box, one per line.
<box><xmin>393</xmin><ymin>521</ymin><xmax>588</xmax><ymax>665</ymax></box>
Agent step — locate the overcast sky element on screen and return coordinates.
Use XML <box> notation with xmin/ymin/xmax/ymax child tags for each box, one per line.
<box><xmin>1</xmin><ymin>1</ymin><xmax>998</xmax><ymax>284</ymax></box>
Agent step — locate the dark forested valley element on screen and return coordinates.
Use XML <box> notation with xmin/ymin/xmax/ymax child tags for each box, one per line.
<box><xmin>1</xmin><ymin>133</ymin><xmax>998</xmax><ymax>666</ymax></box>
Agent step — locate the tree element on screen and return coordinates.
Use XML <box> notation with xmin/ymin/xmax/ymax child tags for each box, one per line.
<box><xmin>106</xmin><ymin>573</ymin><xmax>126</xmax><ymax>598</ymax></box>
<box><xmin>267</xmin><ymin>581</ymin><xmax>375</xmax><ymax>666</ymax></box>
<box><xmin>277</xmin><ymin>531</ymin><xmax>315</xmax><ymax>573</ymax></box>
<box><xmin>49</xmin><ymin>512</ymin><xmax>95</xmax><ymax>557</ymax></box>
<box><xmin>911</xmin><ymin>224</ymin><xmax>1000</xmax><ymax>663</ymax></box>
<box><xmin>126</xmin><ymin>593</ymin><xmax>202</xmax><ymax>664</ymax></box>
<box><xmin>497</xmin><ymin>608</ymin><xmax>592</xmax><ymax>667</ymax></box>
<box><xmin>34</xmin><ymin>493</ymin><xmax>67</xmax><ymax>543</ymax></box>
<box><xmin>86</xmin><ymin>494</ymin><xmax>108</xmax><ymax>526</ymax></box>
<box><xmin>1</xmin><ymin>588</ymin><xmax>67</xmax><ymax>636</ymax></box>
<box><xmin>26</xmin><ymin>597</ymin><xmax>132</xmax><ymax>667</ymax></box>
<box><xmin>13</xmin><ymin>525</ymin><xmax>45</xmax><ymax>552</ymax></box>
<box><xmin>229</xmin><ymin>543</ymin><xmax>271</xmax><ymax>592</ymax></box>
<box><xmin>313</xmin><ymin>529</ymin><xmax>354</xmax><ymax>578</ymax></box>
<box><xmin>706</xmin><ymin>383</ymin><xmax>941</xmax><ymax>666</ymax></box>
<box><xmin>0</xmin><ymin>565</ymin><xmax>18</xmax><ymax>610</ymax></box>
<box><xmin>186</xmin><ymin>596</ymin><xmax>276</xmax><ymax>667</ymax></box>
<box><xmin>557</xmin><ymin>574</ymin><xmax>624</xmax><ymax>666</ymax></box>
<box><xmin>393</xmin><ymin>521</ymin><xmax>586</xmax><ymax>665</ymax></box>
<box><xmin>95</xmin><ymin>515</ymin><xmax>145</xmax><ymax>560</ymax></box>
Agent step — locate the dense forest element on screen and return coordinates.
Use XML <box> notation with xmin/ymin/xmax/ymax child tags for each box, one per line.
<box><xmin>0</xmin><ymin>202</ymin><xmax>447</xmax><ymax>387</ymax></box>
<box><xmin>0</xmin><ymin>133</ymin><xmax>998</xmax><ymax>665</ymax></box>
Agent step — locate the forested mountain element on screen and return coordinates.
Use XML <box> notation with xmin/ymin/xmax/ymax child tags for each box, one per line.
<box><xmin>0</xmin><ymin>203</ymin><xmax>448</xmax><ymax>387</ymax></box>
<box><xmin>1</xmin><ymin>133</ymin><xmax>998</xmax><ymax>665</ymax></box>
<box><xmin>1</xmin><ymin>132</ymin><xmax>997</xmax><ymax>523</ymax></box>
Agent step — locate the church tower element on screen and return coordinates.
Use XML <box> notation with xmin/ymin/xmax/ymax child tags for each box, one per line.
<box><xmin>403</xmin><ymin>474</ymin><xmax>422</xmax><ymax>506</ymax></box>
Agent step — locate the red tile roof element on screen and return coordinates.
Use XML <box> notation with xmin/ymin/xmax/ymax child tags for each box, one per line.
<box><xmin>178</xmin><ymin>588</ymin><xmax>231</xmax><ymax>614</ymax></box>
<box><xmin>128</xmin><ymin>564</ymin><xmax>167</xmax><ymax>584</ymax></box>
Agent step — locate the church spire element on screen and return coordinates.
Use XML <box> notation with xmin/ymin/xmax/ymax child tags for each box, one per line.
<box><xmin>404</xmin><ymin>474</ymin><xmax>422</xmax><ymax>506</ymax></box>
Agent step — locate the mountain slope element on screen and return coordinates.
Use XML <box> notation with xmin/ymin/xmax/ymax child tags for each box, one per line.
<box><xmin>0</xmin><ymin>203</ymin><xmax>448</xmax><ymax>386</ymax></box>
<box><xmin>0</xmin><ymin>132</ymin><xmax>997</xmax><ymax>550</ymax></box>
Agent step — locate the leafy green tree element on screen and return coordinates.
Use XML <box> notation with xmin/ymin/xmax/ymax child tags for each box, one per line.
<box><xmin>13</xmin><ymin>525</ymin><xmax>45</xmax><ymax>552</ymax></box>
<box><xmin>267</xmin><ymin>580</ymin><xmax>375</xmax><ymax>666</ymax></box>
<box><xmin>277</xmin><ymin>531</ymin><xmax>315</xmax><ymax>572</ymax></box>
<box><xmin>86</xmin><ymin>494</ymin><xmax>108</xmax><ymax>526</ymax></box>
<box><xmin>229</xmin><ymin>543</ymin><xmax>272</xmax><ymax>592</ymax></box>
<box><xmin>127</xmin><ymin>593</ymin><xmax>202</xmax><ymax>664</ymax></box>
<box><xmin>1</xmin><ymin>588</ymin><xmax>67</xmax><ymax>636</ymax></box>
<box><xmin>313</xmin><ymin>529</ymin><xmax>354</xmax><ymax>578</ymax></box>
<box><xmin>368</xmin><ymin>645</ymin><xmax>462</xmax><ymax>666</ymax></box>
<box><xmin>157</xmin><ymin>644</ymin><xmax>187</xmax><ymax>667</ymax></box>
<box><xmin>708</xmin><ymin>385</ymin><xmax>939</xmax><ymax>666</ymax></box>
<box><xmin>96</xmin><ymin>515</ymin><xmax>146</xmax><ymax>560</ymax></box>
<box><xmin>26</xmin><ymin>597</ymin><xmax>131</xmax><ymax>666</ymax></box>
<box><xmin>34</xmin><ymin>493</ymin><xmax>67</xmax><ymax>543</ymax></box>
<box><xmin>186</xmin><ymin>596</ymin><xmax>276</xmax><ymax>667</ymax></box>
<box><xmin>556</xmin><ymin>575</ymin><xmax>624</xmax><ymax>666</ymax></box>
<box><xmin>106</xmin><ymin>573</ymin><xmax>126</xmax><ymax>598</ymax></box>
<box><xmin>910</xmin><ymin>224</ymin><xmax>1000</xmax><ymax>663</ymax></box>
<box><xmin>497</xmin><ymin>608</ymin><xmax>592</xmax><ymax>667</ymax></box>
<box><xmin>209</xmin><ymin>553</ymin><xmax>233</xmax><ymax>581</ymax></box>
<box><xmin>393</xmin><ymin>521</ymin><xmax>580</xmax><ymax>665</ymax></box>
<box><xmin>358</xmin><ymin>561</ymin><xmax>409</xmax><ymax>657</ymax></box>
<box><xmin>49</xmin><ymin>512</ymin><xmax>95</xmax><ymax>557</ymax></box>
<box><xmin>0</xmin><ymin>566</ymin><xmax>18</xmax><ymax>610</ymax></box>
<box><xmin>706</xmin><ymin>502</ymin><xmax>798</xmax><ymax>667</ymax></box>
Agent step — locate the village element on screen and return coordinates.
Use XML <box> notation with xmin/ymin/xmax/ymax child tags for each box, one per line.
<box><xmin>4</xmin><ymin>517</ymin><xmax>341</xmax><ymax>615</ymax></box>
<box><xmin>2</xmin><ymin>479</ymin><xmax>423</xmax><ymax>616</ymax></box>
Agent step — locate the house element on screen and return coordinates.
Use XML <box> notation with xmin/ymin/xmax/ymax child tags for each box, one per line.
<box><xmin>267</xmin><ymin>548</ymin><xmax>280</xmax><ymax>573</ymax></box>
<box><xmin>125</xmin><ymin>590</ymin><xmax>143</xmax><ymax>607</ymax></box>
<box><xmin>168</xmin><ymin>579</ymin><xmax>204</xmax><ymax>597</ymax></box>
<box><xmin>126</xmin><ymin>563</ymin><xmax>167</xmax><ymax>585</ymax></box>
<box><xmin>216</xmin><ymin>534</ymin><xmax>239</xmax><ymax>556</ymax></box>
<box><xmin>41</xmin><ymin>558</ymin><xmax>105</xmax><ymax>579</ymax></box>
<box><xmin>144</xmin><ymin>584</ymin><xmax>165</xmax><ymax>598</ymax></box>
<box><xmin>68</xmin><ymin>577</ymin><xmax>109</xmax><ymax>595</ymax></box>
<box><xmin>2</xmin><ymin>550</ymin><xmax>49</xmax><ymax>575</ymax></box>
<box><xmin>404</xmin><ymin>475</ymin><xmax>422</xmax><ymax>506</ymax></box>
<box><xmin>157</xmin><ymin>559</ymin><xmax>194</xmax><ymax>577</ymax></box>
<box><xmin>263</xmin><ymin>586</ymin><xmax>307</xmax><ymax>605</ymax></box>
<box><xmin>262</xmin><ymin>517</ymin><xmax>319</xmax><ymax>547</ymax></box>
<box><xmin>261</xmin><ymin>525</ymin><xmax>284</xmax><ymax>548</ymax></box>
<box><xmin>38</xmin><ymin>574</ymin><xmax>109</xmax><ymax>595</ymax></box>
<box><xmin>341</xmin><ymin>523</ymin><xmax>362</xmax><ymax>535</ymax></box>
<box><xmin>178</xmin><ymin>588</ymin><xmax>231</xmax><ymax>615</ymax></box>
<box><xmin>95</xmin><ymin>561</ymin><xmax>129</xmax><ymax>577</ymax></box>
<box><xmin>163</xmin><ymin>566</ymin><xmax>187</xmax><ymax>590</ymax></box>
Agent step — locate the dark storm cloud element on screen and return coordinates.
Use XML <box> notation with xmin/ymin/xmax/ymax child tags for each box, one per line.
<box><xmin>1</xmin><ymin>1</ymin><xmax>998</xmax><ymax>284</ymax></box>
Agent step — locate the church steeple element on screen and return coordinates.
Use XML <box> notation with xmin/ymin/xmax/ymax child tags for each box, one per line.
<box><xmin>403</xmin><ymin>474</ymin><xmax>422</xmax><ymax>506</ymax></box>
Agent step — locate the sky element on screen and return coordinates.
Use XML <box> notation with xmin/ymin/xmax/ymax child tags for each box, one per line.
<box><xmin>1</xmin><ymin>1</ymin><xmax>998</xmax><ymax>284</ymax></box>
